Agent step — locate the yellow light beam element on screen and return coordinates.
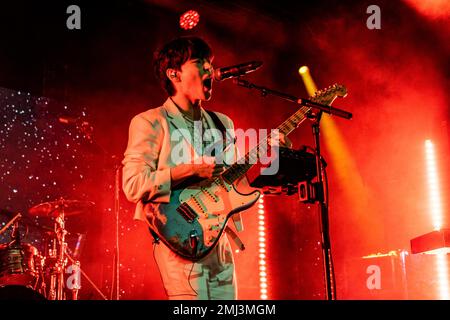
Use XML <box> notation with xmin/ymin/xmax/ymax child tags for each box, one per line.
<box><xmin>298</xmin><ymin>66</ymin><xmax>370</xmax><ymax>224</ymax></box>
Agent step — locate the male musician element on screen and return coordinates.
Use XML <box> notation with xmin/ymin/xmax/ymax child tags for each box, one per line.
<box><xmin>122</xmin><ymin>36</ymin><xmax>290</xmax><ymax>300</ymax></box>
<box><xmin>122</xmin><ymin>36</ymin><xmax>242</xmax><ymax>300</ymax></box>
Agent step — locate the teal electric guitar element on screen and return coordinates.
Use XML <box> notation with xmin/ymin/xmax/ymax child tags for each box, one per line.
<box><xmin>148</xmin><ymin>84</ymin><xmax>347</xmax><ymax>261</ymax></box>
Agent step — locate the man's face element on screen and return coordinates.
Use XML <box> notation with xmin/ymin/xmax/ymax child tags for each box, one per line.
<box><xmin>177</xmin><ymin>58</ymin><xmax>214</xmax><ymax>102</ymax></box>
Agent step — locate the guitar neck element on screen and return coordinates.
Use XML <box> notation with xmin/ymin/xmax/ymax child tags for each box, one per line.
<box><xmin>222</xmin><ymin>104</ymin><xmax>311</xmax><ymax>184</ymax></box>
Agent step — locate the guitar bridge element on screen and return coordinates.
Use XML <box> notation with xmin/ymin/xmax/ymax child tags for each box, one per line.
<box><xmin>176</xmin><ymin>202</ymin><xmax>198</xmax><ymax>223</ymax></box>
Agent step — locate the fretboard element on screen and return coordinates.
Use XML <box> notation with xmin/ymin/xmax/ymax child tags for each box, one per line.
<box><xmin>221</xmin><ymin>104</ymin><xmax>311</xmax><ymax>184</ymax></box>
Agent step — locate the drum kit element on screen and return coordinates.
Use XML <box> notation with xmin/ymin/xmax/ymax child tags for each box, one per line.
<box><xmin>0</xmin><ymin>198</ymin><xmax>94</xmax><ymax>300</ymax></box>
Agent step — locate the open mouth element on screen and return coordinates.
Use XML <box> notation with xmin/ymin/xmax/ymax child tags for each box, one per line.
<box><xmin>203</xmin><ymin>78</ymin><xmax>212</xmax><ymax>91</ymax></box>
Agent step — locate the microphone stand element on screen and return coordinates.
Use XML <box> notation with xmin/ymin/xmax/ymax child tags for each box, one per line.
<box><xmin>311</xmin><ymin>111</ymin><xmax>334</xmax><ymax>300</ymax></box>
<box><xmin>61</xmin><ymin>115</ymin><xmax>122</xmax><ymax>300</ymax></box>
<box><xmin>234</xmin><ymin>78</ymin><xmax>352</xmax><ymax>119</ymax></box>
<box><xmin>113</xmin><ymin>161</ymin><xmax>121</xmax><ymax>301</ymax></box>
<box><xmin>233</xmin><ymin>78</ymin><xmax>352</xmax><ymax>300</ymax></box>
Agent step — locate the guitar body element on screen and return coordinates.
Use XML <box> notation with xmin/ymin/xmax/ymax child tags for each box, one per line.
<box><xmin>149</xmin><ymin>176</ymin><xmax>260</xmax><ymax>261</ymax></box>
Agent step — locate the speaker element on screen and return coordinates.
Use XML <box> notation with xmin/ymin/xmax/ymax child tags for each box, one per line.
<box><xmin>339</xmin><ymin>251</ymin><xmax>409</xmax><ymax>299</ymax></box>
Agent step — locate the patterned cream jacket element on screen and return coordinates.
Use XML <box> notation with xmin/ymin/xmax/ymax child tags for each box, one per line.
<box><xmin>122</xmin><ymin>97</ymin><xmax>244</xmax><ymax>232</ymax></box>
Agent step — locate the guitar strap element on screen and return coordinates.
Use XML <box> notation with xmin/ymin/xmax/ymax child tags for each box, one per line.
<box><xmin>205</xmin><ymin>110</ymin><xmax>227</xmax><ymax>143</ymax></box>
<box><xmin>206</xmin><ymin>110</ymin><xmax>245</xmax><ymax>251</ymax></box>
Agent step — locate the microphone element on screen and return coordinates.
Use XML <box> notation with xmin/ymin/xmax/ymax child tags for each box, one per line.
<box><xmin>213</xmin><ymin>61</ymin><xmax>263</xmax><ymax>81</ymax></box>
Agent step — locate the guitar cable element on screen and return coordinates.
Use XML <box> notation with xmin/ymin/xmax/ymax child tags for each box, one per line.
<box><xmin>187</xmin><ymin>261</ymin><xmax>199</xmax><ymax>296</ymax></box>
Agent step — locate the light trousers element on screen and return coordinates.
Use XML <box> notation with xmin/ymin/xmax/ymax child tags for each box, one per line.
<box><xmin>153</xmin><ymin>235</ymin><xmax>237</xmax><ymax>300</ymax></box>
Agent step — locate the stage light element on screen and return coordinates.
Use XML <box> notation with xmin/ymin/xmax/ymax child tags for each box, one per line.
<box><xmin>179</xmin><ymin>10</ymin><xmax>200</xmax><ymax>30</ymax></box>
<box><xmin>424</xmin><ymin>140</ymin><xmax>449</xmax><ymax>300</ymax></box>
<box><xmin>437</xmin><ymin>253</ymin><xmax>449</xmax><ymax>299</ymax></box>
<box><xmin>258</xmin><ymin>196</ymin><xmax>268</xmax><ymax>300</ymax></box>
<box><xmin>425</xmin><ymin>140</ymin><xmax>443</xmax><ymax>230</ymax></box>
<box><xmin>298</xmin><ymin>65</ymin><xmax>316</xmax><ymax>96</ymax></box>
<box><xmin>403</xmin><ymin>0</ymin><xmax>450</xmax><ymax>19</ymax></box>
<box><xmin>299</xmin><ymin>66</ymin><xmax>309</xmax><ymax>74</ymax></box>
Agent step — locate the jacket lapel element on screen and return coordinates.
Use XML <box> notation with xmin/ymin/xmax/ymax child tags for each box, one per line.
<box><xmin>162</xmin><ymin>98</ymin><xmax>201</xmax><ymax>163</ymax></box>
<box><xmin>163</xmin><ymin>98</ymin><xmax>231</xmax><ymax>162</ymax></box>
<box><xmin>162</xmin><ymin>98</ymin><xmax>193</xmax><ymax>144</ymax></box>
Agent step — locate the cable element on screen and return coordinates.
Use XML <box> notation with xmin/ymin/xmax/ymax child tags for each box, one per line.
<box><xmin>152</xmin><ymin>242</ymin><xmax>198</xmax><ymax>298</ymax></box>
<box><xmin>187</xmin><ymin>261</ymin><xmax>199</xmax><ymax>296</ymax></box>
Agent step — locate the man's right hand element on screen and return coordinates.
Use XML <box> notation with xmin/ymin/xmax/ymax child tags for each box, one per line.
<box><xmin>170</xmin><ymin>156</ymin><xmax>224</xmax><ymax>187</ymax></box>
<box><xmin>192</xmin><ymin>162</ymin><xmax>224</xmax><ymax>179</ymax></box>
<box><xmin>191</xmin><ymin>155</ymin><xmax>224</xmax><ymax>179</ymax></box>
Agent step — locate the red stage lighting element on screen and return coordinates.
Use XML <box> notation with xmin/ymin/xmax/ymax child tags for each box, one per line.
<box><xmin>179</xmin><ymin>10</ymin><xmax>200</xmax><ymax>30</ymax></box>
<box><xmin>403</xmin><ymin>0</ymin><xmax>450</xmax><ymax>19</ymax></box>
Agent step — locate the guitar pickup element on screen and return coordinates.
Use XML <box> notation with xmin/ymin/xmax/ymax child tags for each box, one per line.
<box><xmin>176</xmin><ymin>202</ymin><xmax>198</xmax><ymax>223</ymax></box>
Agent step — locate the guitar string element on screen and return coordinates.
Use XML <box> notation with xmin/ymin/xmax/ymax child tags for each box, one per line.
<box><xmin>221</xmin><ymin>86</ymin><xmax>341</xmax><ymax>183</ymax></box>
<box><xmin>184</xmin><ymin>87</ymin><xmax>339</xmax><ymax>212</ymax></box>
<box><xmin>182</xmin><ymin>103</ymin><xmax>312</xmax><ymax>213</ymax></box>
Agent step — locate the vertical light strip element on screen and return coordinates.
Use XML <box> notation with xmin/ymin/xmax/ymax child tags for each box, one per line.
<box><xmin>425</xmin><ymin>139</ymin><xmax>448</xmax><ymax>300</ymax></box>
<box><xmin>258</xmin><ymin>195</ymin><xmax>268</xmax><ymax>300</ymax></box>
<box><xmin>425</xmin><ymin>140</ymin><xmax>443</xmax><ymax>230</ymax></box>
<box><xmin>436</xmin><ymin>253</ymin><xmax>449</xmax><ymax>300</ymax></box>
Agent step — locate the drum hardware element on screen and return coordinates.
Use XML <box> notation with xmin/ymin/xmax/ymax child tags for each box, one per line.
<box><xmin>26</xmin><ymin>198</ymin><xmax>107</xmax><ymax>300</ymax></box>
<box><xmin>64</xmin><ymin>249</ymin><xmax>108</xmax><ymax>300</ymax></box>
<box><xmin>28</xmin><ymin>198</ymin><xmax>75</xmax><ymax>300</ymax></box>
<box><xmin>0</xmin><ymin>213</ymin><xmax>45</xmax><ymax>297</ymax></box>
<box><xmin>0</xmin><ymin>199</ymin><xmax>107</xmax><ymax>300</ymax></box>
<box><xmin>0</xmin><ymin>213</ymin><xmax>22</xmax><ymax>236</ymax></box>
<box><xmin>28</xmin><ymin>199</ymin><xmax>95</xmax><ymax>218</ymax></box>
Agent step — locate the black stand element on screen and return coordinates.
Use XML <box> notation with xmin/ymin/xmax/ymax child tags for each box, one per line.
<box><xmin>233</xmin><ymin>78</ymin><xmax>352</xmax><ymax>300</ymax></box>
<box><xmin>113</xmin><ymin>163</ymin><xmax>121</xmax><ymax>300</ymax></box>
<box><xmin>67</xmin><ymin>117</ymin><xmax>121</xmax><ymax>300</ymax></box>
<box><xmin>311</xmin><ymin>112</ymin><xmax>334</xmax><ymax>300</ymax></box>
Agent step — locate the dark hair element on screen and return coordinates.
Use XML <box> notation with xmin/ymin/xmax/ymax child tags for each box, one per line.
<box><xmin>153</xmin><ymin>36</ymin><xmax>214</xmax><ymax>96</ymax></box>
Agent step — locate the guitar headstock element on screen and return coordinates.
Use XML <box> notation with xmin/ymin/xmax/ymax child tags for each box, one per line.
<box><xmin>311</xmin><ymin>84</ymin><xmax>347</xmax><ymax>106</ymax></box>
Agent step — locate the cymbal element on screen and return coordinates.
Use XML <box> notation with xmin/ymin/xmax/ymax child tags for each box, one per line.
<box><xmin>28</xmin><ymin>199</ymin><xmax>95</xmax><ymax>218</ymax></box>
